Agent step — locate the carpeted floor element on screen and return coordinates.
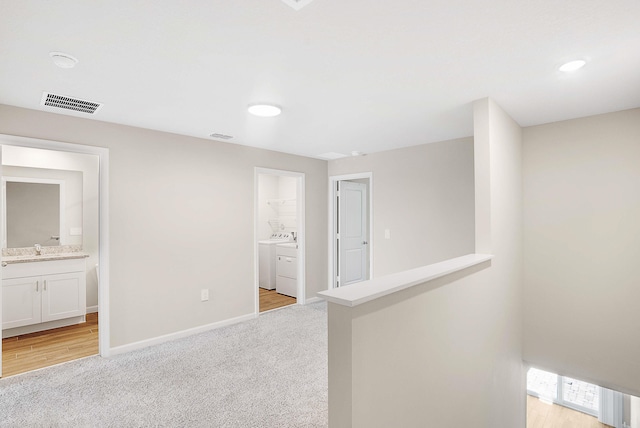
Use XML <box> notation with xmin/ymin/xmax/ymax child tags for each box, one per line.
<box><xmin>0</xmin><ymin>302</ymin><xmax>328</xmax><ymax>427</ymax></box>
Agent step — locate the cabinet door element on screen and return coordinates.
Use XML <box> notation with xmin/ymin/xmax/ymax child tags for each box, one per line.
<box><xmin>41</xmin><ymin>272</ymin><xmax>86</xmax><ymax>322</ymax></box>
<box><xmin>2</xmin><ymin>277</ymin><xmax>42</xmax><ymax>329</ymax></box>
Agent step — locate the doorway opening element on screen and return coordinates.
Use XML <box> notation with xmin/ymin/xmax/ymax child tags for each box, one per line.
<box><xmin>254</xmin><ymin>168</ymin><xmax>305</xmax><ymax>314</ymax></box>
<box><xmin>0</xmin><ymin>134</ymin><xmax>109</xmax><ymax>378</ymax></box>
<box><xmin>526</xmin><ymin>367</ymin><xmax>633</xmax><ymax>428</ymax></box>
<box><xmin>328</xmin><ymin>173</ymin><xmax>373</xmax><ymax>289</ymax></box>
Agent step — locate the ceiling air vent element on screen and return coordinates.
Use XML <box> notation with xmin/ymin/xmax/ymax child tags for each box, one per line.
<box><xmin>210</xmin><ymin>133</ymin><xmax>233</xmax><ymax>140</ymax></box>
<box><xmin>40</xmin><ymin>92</ymin><xmax>103</xmax><ymax>114</ymax></box>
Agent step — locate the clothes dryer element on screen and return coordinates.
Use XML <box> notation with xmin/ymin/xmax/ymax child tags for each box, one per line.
<box><xmin>258</xmin><ymin>233</ymin><xmax>293</xmax><ymax>290</ymax></box>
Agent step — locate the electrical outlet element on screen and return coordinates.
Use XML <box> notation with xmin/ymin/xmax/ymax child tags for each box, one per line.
<box><xmin>201</xmin><ymin>289</ymin><xmax>209</xmax><ymax>302</ymax></box>
<box><xmin>385</xmin><ymin>229</ymin><xmax>391</xmax><ymax>239</ymax></box>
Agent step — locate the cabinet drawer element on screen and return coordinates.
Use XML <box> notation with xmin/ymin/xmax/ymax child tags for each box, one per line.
<box><xmin>276</xmin><ymin>255</ymin><xmax>297</xmax><ymax>279</ymax></box>
<box><xmin>3</xmin><ymin>258</ymin><xmax>86</xmax><ymax>279</ymax></box>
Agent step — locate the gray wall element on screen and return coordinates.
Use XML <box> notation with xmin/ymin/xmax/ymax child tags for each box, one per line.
<box><xmin>0</xmin><ymin>104</ymin><xmax>328</xmax><ymax>348</ymax></box>
<box><xmin>257</xmin><ymin>174</ymin><xmax>279</xmax><ymax>241</ymax></box>
<box><xmin>523</xmin><ymin>108</ymin><xmax>640</xmax><ymax>396</ymax></box>
<box><xmin>326</xmin><ymin>99</ymin><xmax>525</xmax><ymax>427</ymax></box>
<box><xmin>328</xmin><ymin>137</ymin><xmax>475</xmax><ymax>276</ymax></box>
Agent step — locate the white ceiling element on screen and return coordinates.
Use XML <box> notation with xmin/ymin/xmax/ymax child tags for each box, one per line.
<box><xmin>1</xmin><ymin>0</ymin><xmax>639</xmax><ymax>158</ymax></box>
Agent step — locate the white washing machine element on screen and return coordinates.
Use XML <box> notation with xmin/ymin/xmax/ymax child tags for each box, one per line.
<box><xmin>276</xmin><ymin>242</ymin><xmax>298</xmax><ymax>298</ymax></box>
<box><xmin>258</xmin><ymin>232</ymin><xmax>293</xmax><ymax>290</ymax></box>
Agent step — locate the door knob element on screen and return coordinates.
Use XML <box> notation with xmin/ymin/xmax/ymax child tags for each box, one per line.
<box><xmin>362</xmin><ymin>241</ymin><xmax>368</xmax><ymax>245</ymax></box>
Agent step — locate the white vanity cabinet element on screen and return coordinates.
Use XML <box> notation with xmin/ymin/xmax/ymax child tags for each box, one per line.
<box><xmin>2</xmin><ymin>276</ymin><xmax>41</xmax><ymax>329</ymax></box>
<box><xmin>2</xmin><ymin>258</ymin><xmax>86</xmax><ymax>331</ymax></box>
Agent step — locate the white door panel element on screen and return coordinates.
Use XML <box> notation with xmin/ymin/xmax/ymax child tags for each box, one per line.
<box><xmin>338</xmin><ymin>181</ymin><xmax>368</xmax><ymax>287</ymax></box>
<box><xmin>345</xmin><ymin>190</ymin><xmax>362</xmax><ymax>237</ymax></box>
<box><xmin>345</xmin><ymin>249</ymin><xmax>363</xmax><ymax>283</ymax></box>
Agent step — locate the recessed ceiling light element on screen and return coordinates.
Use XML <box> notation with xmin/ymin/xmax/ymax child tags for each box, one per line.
<box><xmin>248</xmin><ymin>104</ymin><xmax>282</xmax><ymax>117</ymax></box>
<box><xmin>316</xmin><ymin>152</ymin><xmax>348</xmax><ymax>160</ymax></box>
<box><xmin>559</xmin><ymin>59</ymin><xmax>586</xmax><ymax>73</ymax></box>
<box><xmin>49</xmin><ymin>52</ymin><xmax>78</xmax><ymax>69</ymax></box>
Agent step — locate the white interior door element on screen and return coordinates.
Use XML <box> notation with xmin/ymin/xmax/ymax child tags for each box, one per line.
<box><xmin>338</xmin><ymin>181</ymin><xmax>368</xmax><ymax>287</ymax></box>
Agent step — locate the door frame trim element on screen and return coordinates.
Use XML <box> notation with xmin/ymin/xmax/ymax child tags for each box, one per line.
<box><xmin>328</xmin><ymin>172</ymin><xmax>373</xmax><ymax>290</ymax></box>
<box><xmin>0</xmin><ymin>133</ymin><xmax>110</xmax><ymax>378</ymax></box>
<box><xmin>254</xmin><ymin>167</ymin><xmax>306</xmax><ymax>314</ymax></box>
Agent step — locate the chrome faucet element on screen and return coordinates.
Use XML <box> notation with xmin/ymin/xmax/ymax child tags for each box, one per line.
<box><xmin>35</xmin><ymin>244</ymin><xmax>42</xmax><ymax>255</ymax></box>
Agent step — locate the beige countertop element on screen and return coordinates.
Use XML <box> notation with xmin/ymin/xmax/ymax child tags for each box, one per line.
<box><xmin>2</xmin><ymin>252</ymin><xmax>90</xmax><ymax>264</ymax></box>
<box><xmin>2</xmin><ymin>245</ymin><xmax>89</xmax><ymax>265</ymax></box>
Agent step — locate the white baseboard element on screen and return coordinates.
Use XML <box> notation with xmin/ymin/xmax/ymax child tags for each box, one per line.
<box><xmin>109</xmin><ymin>313</ymin><xmax>257</xmax><ymax>356</ymax></box>
<box><xmin>305</xmin><ymin>297</ymin><xmax>323</xmax><ymax>305</ymax></box>
<box><xmin>86</xmin><ymin>305</ymin><xmax>98</xmax><ymax>314</ymax></box>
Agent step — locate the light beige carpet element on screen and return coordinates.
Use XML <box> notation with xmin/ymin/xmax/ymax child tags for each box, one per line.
<box><xmin>0</xmin><ymin>302</ymin><xmax>328</xmax><ymax>427</ymax></box>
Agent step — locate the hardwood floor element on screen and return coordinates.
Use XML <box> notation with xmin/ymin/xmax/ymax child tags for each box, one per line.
<box><xmin>259</xmin><ymin>288</ymin><xmax>296</xmax><ymax>312</ymax></box>
<box><xmin>1</xmin><ymin>313</ymin><xmax>99</xmax><ymax>378</ymax></box>
<box><xmin>527</xmin><ymin>395</ymin><xmax>610</xmax><ymax>428</ymax></box>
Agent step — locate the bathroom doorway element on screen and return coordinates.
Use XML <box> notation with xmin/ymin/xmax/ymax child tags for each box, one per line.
<box><xmin>254</xmin><ymin>168</ymin><xmax>305</xmax><ymax>314</ymax></box>
<box><xmin>0</xmin><ymin>134</ymin><xmax>110</xmax><ymax>378</ymax></box>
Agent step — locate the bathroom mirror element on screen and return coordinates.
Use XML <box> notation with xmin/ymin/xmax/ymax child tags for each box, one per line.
<box><xmin>2</xmin><ymin>178</ymin><xmax>65</xmax><ymax>248</ymax></box>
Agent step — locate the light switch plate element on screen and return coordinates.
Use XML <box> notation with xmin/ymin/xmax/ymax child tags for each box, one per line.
<box><xmin>201</xmin><ymin>289</ymin><xmax>209</xmax><ymax>302</ymax></box>
<box><xmin>385</xmin><ymin>229</ymin><xmax>391</xmax><ymax>239</ymax></box>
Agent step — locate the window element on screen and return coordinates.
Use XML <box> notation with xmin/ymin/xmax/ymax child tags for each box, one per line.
<box><xmin>527</xmin><ymin>368</ymin><xmax>599</xmax><ymax>417</ymax></box>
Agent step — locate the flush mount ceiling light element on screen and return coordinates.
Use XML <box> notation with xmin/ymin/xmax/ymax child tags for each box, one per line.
<box><xmin>210</xmin><ymin>132</ymin><xmax>233</xmax><ymax>140</ymax></box>
<box><xmin>248</xmin><ymin>104</ymin><xmax>282</xmax><ymax>117</ymax></box>
<box><xmin>316</xmin><ymin>152</ymin><xmax>348</xmax><ymax>160</ymax></box>
<box><xmin>281</xmin><ymin>0</ymin><xmax>314</xmax><ymax>11</ymax></box>
<box><xmin>49</xmin><ymin>52</ymin><xmax>78</xmax><ymax>68</ymax></box>
<box><xmin>559</xmin><ymin>59</ymin><xmax>586</xmax><ymax>72</ymax></box>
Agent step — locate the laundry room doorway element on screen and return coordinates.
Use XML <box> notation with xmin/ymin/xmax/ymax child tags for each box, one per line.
<box><xmin>254</xmin><ymin>168</ymin><xmax>305</xmax><ymax>314</ymax></box>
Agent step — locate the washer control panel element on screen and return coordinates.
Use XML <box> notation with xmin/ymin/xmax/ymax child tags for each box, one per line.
<box><xmin>269</xmin><ymin>232</ymin><xmax>293</xmax><ymax>241</ymax></box>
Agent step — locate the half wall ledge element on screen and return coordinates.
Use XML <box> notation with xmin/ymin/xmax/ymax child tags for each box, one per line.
<box><xmin>317</xmin><ymin>253</ymin><xmax>494</xmax><ymax>307</ymax></box>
